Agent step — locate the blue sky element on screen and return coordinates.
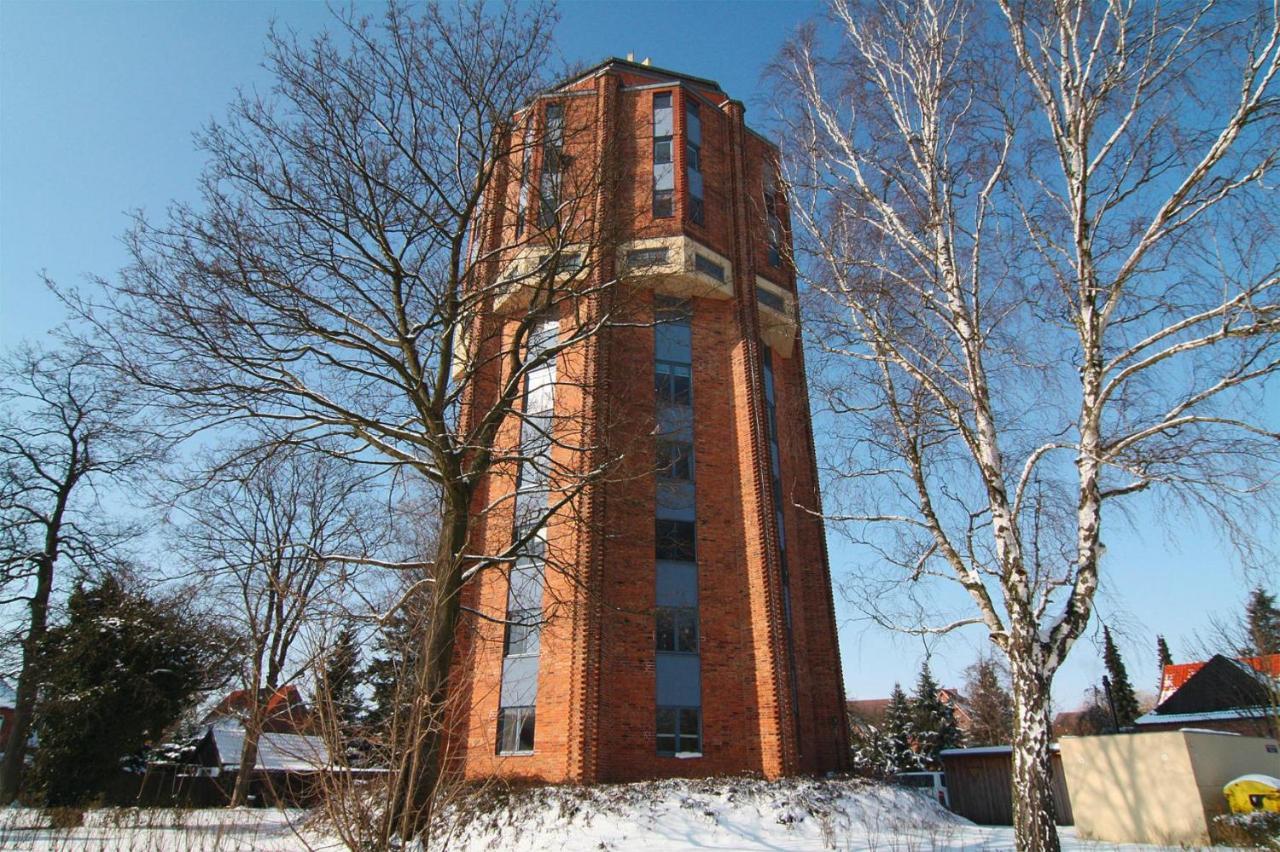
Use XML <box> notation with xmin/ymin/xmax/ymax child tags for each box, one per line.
<box><xmin>0</xmin><ymin>0</ymin><xmax>1265</xmax><ymax>709</ymax></box>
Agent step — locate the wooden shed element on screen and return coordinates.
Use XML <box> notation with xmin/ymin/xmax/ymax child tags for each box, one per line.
<box><xmin>940</xmin><ymin>746</ymin><xmax>1074</xmax><ymax>825</ymax></box>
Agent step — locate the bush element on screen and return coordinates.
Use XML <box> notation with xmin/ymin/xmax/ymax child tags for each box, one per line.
<box><xmin>1213</xmin><ymin>811</ymin><xmax>1280</xmax><ymax>848</ymax></box>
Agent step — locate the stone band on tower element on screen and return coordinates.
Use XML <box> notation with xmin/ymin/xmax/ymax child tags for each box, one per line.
<box><xmin>448</xmin><ymin>58</ymin><xmax>849</xmax><ymax>782</ymax></box>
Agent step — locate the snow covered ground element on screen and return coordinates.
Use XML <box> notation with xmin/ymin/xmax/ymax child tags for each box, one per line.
<box><xmin>0</xmin><ymin>776</ymin><xmax>1238</xmax><ymax>851</ymax></box>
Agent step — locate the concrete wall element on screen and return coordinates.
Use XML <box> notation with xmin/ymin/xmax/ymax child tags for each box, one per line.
<box><xmin>1060</xmin><ymin>730</ymin><xmax>1280</xmax><ymax>846</ymax></box>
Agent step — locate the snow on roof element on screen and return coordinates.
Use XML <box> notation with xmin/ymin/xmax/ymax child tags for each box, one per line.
<box><xmin>1135</xmin><ymin>707</ymin><xmax>1270</xmax><ymax>725</ymax></box>
<box><xmin>209</xmin><ymin>726</ymin><xmax>331</xmax><ymax>773</ymax></box>
<box><xmin>939</xmin><ymin>744</ymin><xmax>1060</xmax><ymax>756</ymax></box>
<box><xmin>1227</xmin><ymin>774</ymin><xmax>1280</xmax><ymax>788</ymax></box>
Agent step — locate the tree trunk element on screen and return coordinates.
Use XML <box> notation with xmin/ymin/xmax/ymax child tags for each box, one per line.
<box><xmin>1010</xmin><ymin>653</ymin><xmax>1059</xmax><ymax>852</ymax></box>
<box><xmin>389</xmin><ymin>501</ymin><xmax>470</xmax><ymax>842</ymax></box>
<box><xmin>231</xmin><ymin>724</ymin><xmax>262</xmax><ymax>807</ymax></box>
<box><xmin>0</xmin><ymin>549</ymin><xmax>56</xmax><ymax>803</ymax></box>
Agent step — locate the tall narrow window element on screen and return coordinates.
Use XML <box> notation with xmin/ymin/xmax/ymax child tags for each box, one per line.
<box><xmin>497</xmin><ymin>316</ymin><xmax>559</xmax><ymax>755</ymax></box>
<box><xmin>538</xmin><ymin>103</ymin><xmax>564</xmax><ymax>229</ymax></box>
<box><xmin>653</xmin><ymin>92</ymin><xmax>674</xmax><ymax>218</ymax></box>
<box><xmin>686</xmin><ymin>99</ymin><xmax>704</xmax><ymax>226</ymax></box>
<box><xmin>764</xmin><ymin>167</ymin><xmax>783</xmax><ymax>267</ymax></box>
<box><xmin>515</xmin><ymin>119</ymin><xmax>534</xmax><ymax>238</ymax></box>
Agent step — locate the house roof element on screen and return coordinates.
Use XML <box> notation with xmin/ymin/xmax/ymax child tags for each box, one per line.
<box><xmin>1141</xmin><ymin>654</ymin><xmax>1273</xmax><ymax>722</ymax></box>
<box><xmin>554</xmin><ymin>57</ymin><xmax>726</xmax><ymax>97</ymax></box>
<box><xmin>1159</xmin><ymin>654</ymin><xmax>1280</xmax><ymax>702</ymax></box>
<box><xmin>206</xmin><ymin>726</ymin><xmax>331</xmax><ymax>773</ymax></box>
<box><xmin>203</xmin><ymin>685</ymin><xmax>311</xmax><ymax>734</ymax></box>
<box><xmin>846</xmin><ymin>699</ymin><xmax>891</xmax><ymax>720</ymax></box>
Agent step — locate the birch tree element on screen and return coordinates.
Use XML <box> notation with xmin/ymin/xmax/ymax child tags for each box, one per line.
<box><xmin>776</xmin><ymin>1</ymin><xmax>1280</xmax><ymax>849</ymax></box>
<box><xmin>66</xmin><ymin>1</ymin><xmax>624</xmax><ymax>838</ymax></box>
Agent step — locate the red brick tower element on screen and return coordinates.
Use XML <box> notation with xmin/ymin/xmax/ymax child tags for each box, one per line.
<box><xmin>449</xmin><ymin>58</ymin><xmax>848</xmax><ymax>783</ymax></box>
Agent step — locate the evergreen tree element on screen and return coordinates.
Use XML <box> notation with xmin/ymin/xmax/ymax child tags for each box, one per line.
<box><xmin>33</xmin><ymin>575</ymin><xmax>230</xmax><ymax>805</ymax></box>
<box><xmin>362</xmin><ymin>608</ymin><xmax>421</xmax><ymax>729</ymax></box>
<box><xmin>1156</xmin><ymin>635</ymin><xmax>1173</xmax><ymax>669</ymax></box>
<box><xmin>1245</xmin><ymin>587</ymin><xmax>1280</xmax><ymax>656</ymax></box>
<box><xmin>1102</xmin><ymin>627</ymin><xmax>1141</xmax><ymax>729</ymax></box>
<box><xmin>882</xmin><ymin>682</ymin><xmax>919</xmax><ymax>771</ymax></box>
<box><xmin>963</xmin><ymin>655</ymin><xmax>1014</xmax><ymax>746</ymax></box>
<box><xmin>322</xmin><ymin>623</ymin><xmax>363</xmax><ymax>729</ymax></box>
<box><xmin>911</xmin><ymin>661</ymin><xmax>963</xmax><ymax>767</ymax></box>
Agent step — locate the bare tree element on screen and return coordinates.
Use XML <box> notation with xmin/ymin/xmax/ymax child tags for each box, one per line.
<box><xmin>174</xmin><ymin>443</ymin><xmax>383</xmax><ymax>806</ymax></box>
<box><xmin>0</xmin><ymin>344</ymin><xmax>165</xmax><ymax>802</ymax></box>
<box><xmin>775</xmin><ymin>1</ymin><xmax>1280</xmax><ymax>848</ymax></box>
<box><xmin>66</xmin><ymin>1</ymin><xmax>626</xmax><ymax>838</ymax></box>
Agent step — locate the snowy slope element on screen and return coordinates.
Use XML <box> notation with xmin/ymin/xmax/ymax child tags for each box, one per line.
<box><xmin>0</xmin><ymin>776</ymin><xmax>1242</xmax><ymax>851</ymax></box>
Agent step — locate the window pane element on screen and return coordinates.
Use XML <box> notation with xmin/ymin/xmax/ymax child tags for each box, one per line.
<box><xmin>655</xmin><ymin>519</ymin><xmax>696</xmax><ymax>561</ymax></box>
<box><xmin>656</xmin><ymin>440</ymin><xmax>693</xmax><ymax>481</ymax></box>
<box><xmin>679</xmin><ymin>708</ymin><xmax>701</xmax><ymax>740</ymax></box>
<box><xmin>690</xmin><ymin>196</ymin><xmax>705</xmax><ymax>227</ymax></box>
<box><xmin>656</xmin><ymin>608</ymin><xmax>675</xmax><ymax>651</ymax></box>
<box><xmin>694</xmin><ymin>254</ymin><xmax>724</xmax><ymax>281</ymax></box>
<box><xmin>677</xmin><ymin>610</ymin><xmax>699</xmax><ymax>652</ymax></box>
<box><xmin>654</xmin><ymin>189</ymin><xmax>674</xmax><ymax>218</ymax></box>
<box><xmin>678</xmin><ymin>733</ymin><xmax>700</xmax><ymax>753</ymax></box>
<box><xmin>654</xmin><ymin>137</ymin><xmax>672</xmax><ymax>165</ymax></box>
<box><xmin>518</xmin><ymin>708</ymin><xmax>536</xmax><ymax>751</ymax></box>
<box><xmin>657</xmin><ymin>708</ymin><xmax>677</xmax><ymax>754</ymax></box>
<box><xmin>654</xmin><ymin>92</ymin><xmax>672</xmax><ymax>110</ymax></box>
<box><xmin>686</xmin><ymin>143</ymin><xmax>700</xmax><ymax>173</ymax></box>
<box><xmin>655</xmin><ymin>362</ymin><xmax>692</xmax><ymax>405</ymax></box>
<box><xmin>671</xmin><ymin>372</ymin><xmax>692</xmax><ymax>405</ymax></box>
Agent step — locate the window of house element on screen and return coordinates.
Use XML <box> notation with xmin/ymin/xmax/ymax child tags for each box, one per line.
<box><xmin>656</xmin><ymin>439</ymin><xmax>693</xmax><ymax>481</ymax></box>
<box><xmin>504</xmin><ymin>608</ymin><xmax>541</xmax><ymax>656</ymax></box>
<box><xmin>538</xmin><ymin>103</ymin><xmax>565</xmax><ymax>229</ymax></box>
<box><xmin>686</xmin><ymin>99</ymin><xmax>704</xmax><ymax>226</ymax></box>
<box><xmin>694</xmin><ymin>254</ymin><xmax>724</xmax><ymax>282</ymax></box>
<box><xmin>655</xmin><ymin>518</ymin><xmax>696</xmax><ymax>561</ymax></box>
<box><xmin>653</xmin><ymin>92</ymin><xmax>675</xmax><ymax>220</ymax></box>
<box><xmin>656</xmin><ymin>606</ymin><xmax>699</xmax><ymax>653</ymax></box>
<box><xmin>497</xmin><ymin>705</ymin><xmax>536</xmax><ymax>754</ymax></box>
<box><xmin>756</xmin><ymin>286</ymin><xmax>786</xmax><ymax>314</ymax></box>
<box><xmin>654</xmin><ymin>361</ymin><xmax>692</xmax><ymax>405</ymax></box>
<box><xmin>653</xmin><ymin>189</ymin><xmax>674</xmax><ymax>219</ymax></box>
<box><xmin>764</xmin><ymin>167</ymin><xmax>783</xmax><ymax>267</ymax></box>
<box><xmin>656</xmin><ymin>706</ymin><xmax>701</xmax><ymax>755</ymax></box>
<box><xmin>626</xmin><ymin>247</ymin><xmax>669</xmax><ymax>269</ymax></box>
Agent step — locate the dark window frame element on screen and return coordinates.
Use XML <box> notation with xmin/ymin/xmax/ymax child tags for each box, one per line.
<box><xmin>656</xmin><ymin>606</ymin><xmax>699</xmax><ymax>653</ymax></box>
<box><xmin>654</xmin><ymin>360</ymin><xmax>692</xmax><ymax>405</ymax></box>
<box><xmin>503</xmin><ymin>607</ymin><xmax>541</xmax><ymax>657</ymax></box>
<box><xmin>656</xmin><ymin>705</ymin><xmax>702</xmax><ymax>755</ymax></box>
<box><xmin>496</xmin><ymin>705</ymin><xmax>536</xmax><ymax>754</ymax></box>
<box><xmin>694</xmin><ymin>254</ymin><xmax>724</xmax><ymax>282</ymax></box>
<box><xmin>655</xmin><ymin>518</ymin><xmax>696</xmax><ymax>561</ymax></box>
<box><xmin>655</xmin><ymin>438</ymin><xmax>694</xmax><ymax>481</ymax></box>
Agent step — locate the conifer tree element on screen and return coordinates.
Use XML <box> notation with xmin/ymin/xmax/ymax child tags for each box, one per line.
<box><xmin>33</xmin><ymin>574</ymin><xmax>230</xmax><ymax>805</ymax></box>
<box><xmin>1244</xmin><ymin>587</ymin><xmax>1280</xmax><ymax>656</ymax></box>
<box><xmin>1102</xmin><ymin>627</ymin><xmax>1140</xmax><ymax>729</ymax></box>
<box><xmin>322</xmin><ymin>624</ymin><xmax>363</xmax><ymax>729</ymax></box>
<box><xmin>912</xmin><ymin>661</ymin><xmax>963</xmax><ymax>767</ymax></box>
<box><xmin>1156</xmin><ymin>635</ymin><xmax>1173</xmax><ymax>670</ymax></box>
<box><xmin>883</xmin><ymin>682</ymin><xmax>918</xmax><ymax>771</ymax></box>
<box><xmin>963</xmin><ymin>655</ymin><xmax>1014</xmax><ymax>746</ymax></box>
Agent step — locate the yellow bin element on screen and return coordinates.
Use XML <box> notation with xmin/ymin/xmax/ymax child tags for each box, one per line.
<box><xmin>1224</xmin><ymin>774</ymin><xmax>1280</xmax><ymax>814</ymax></box>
